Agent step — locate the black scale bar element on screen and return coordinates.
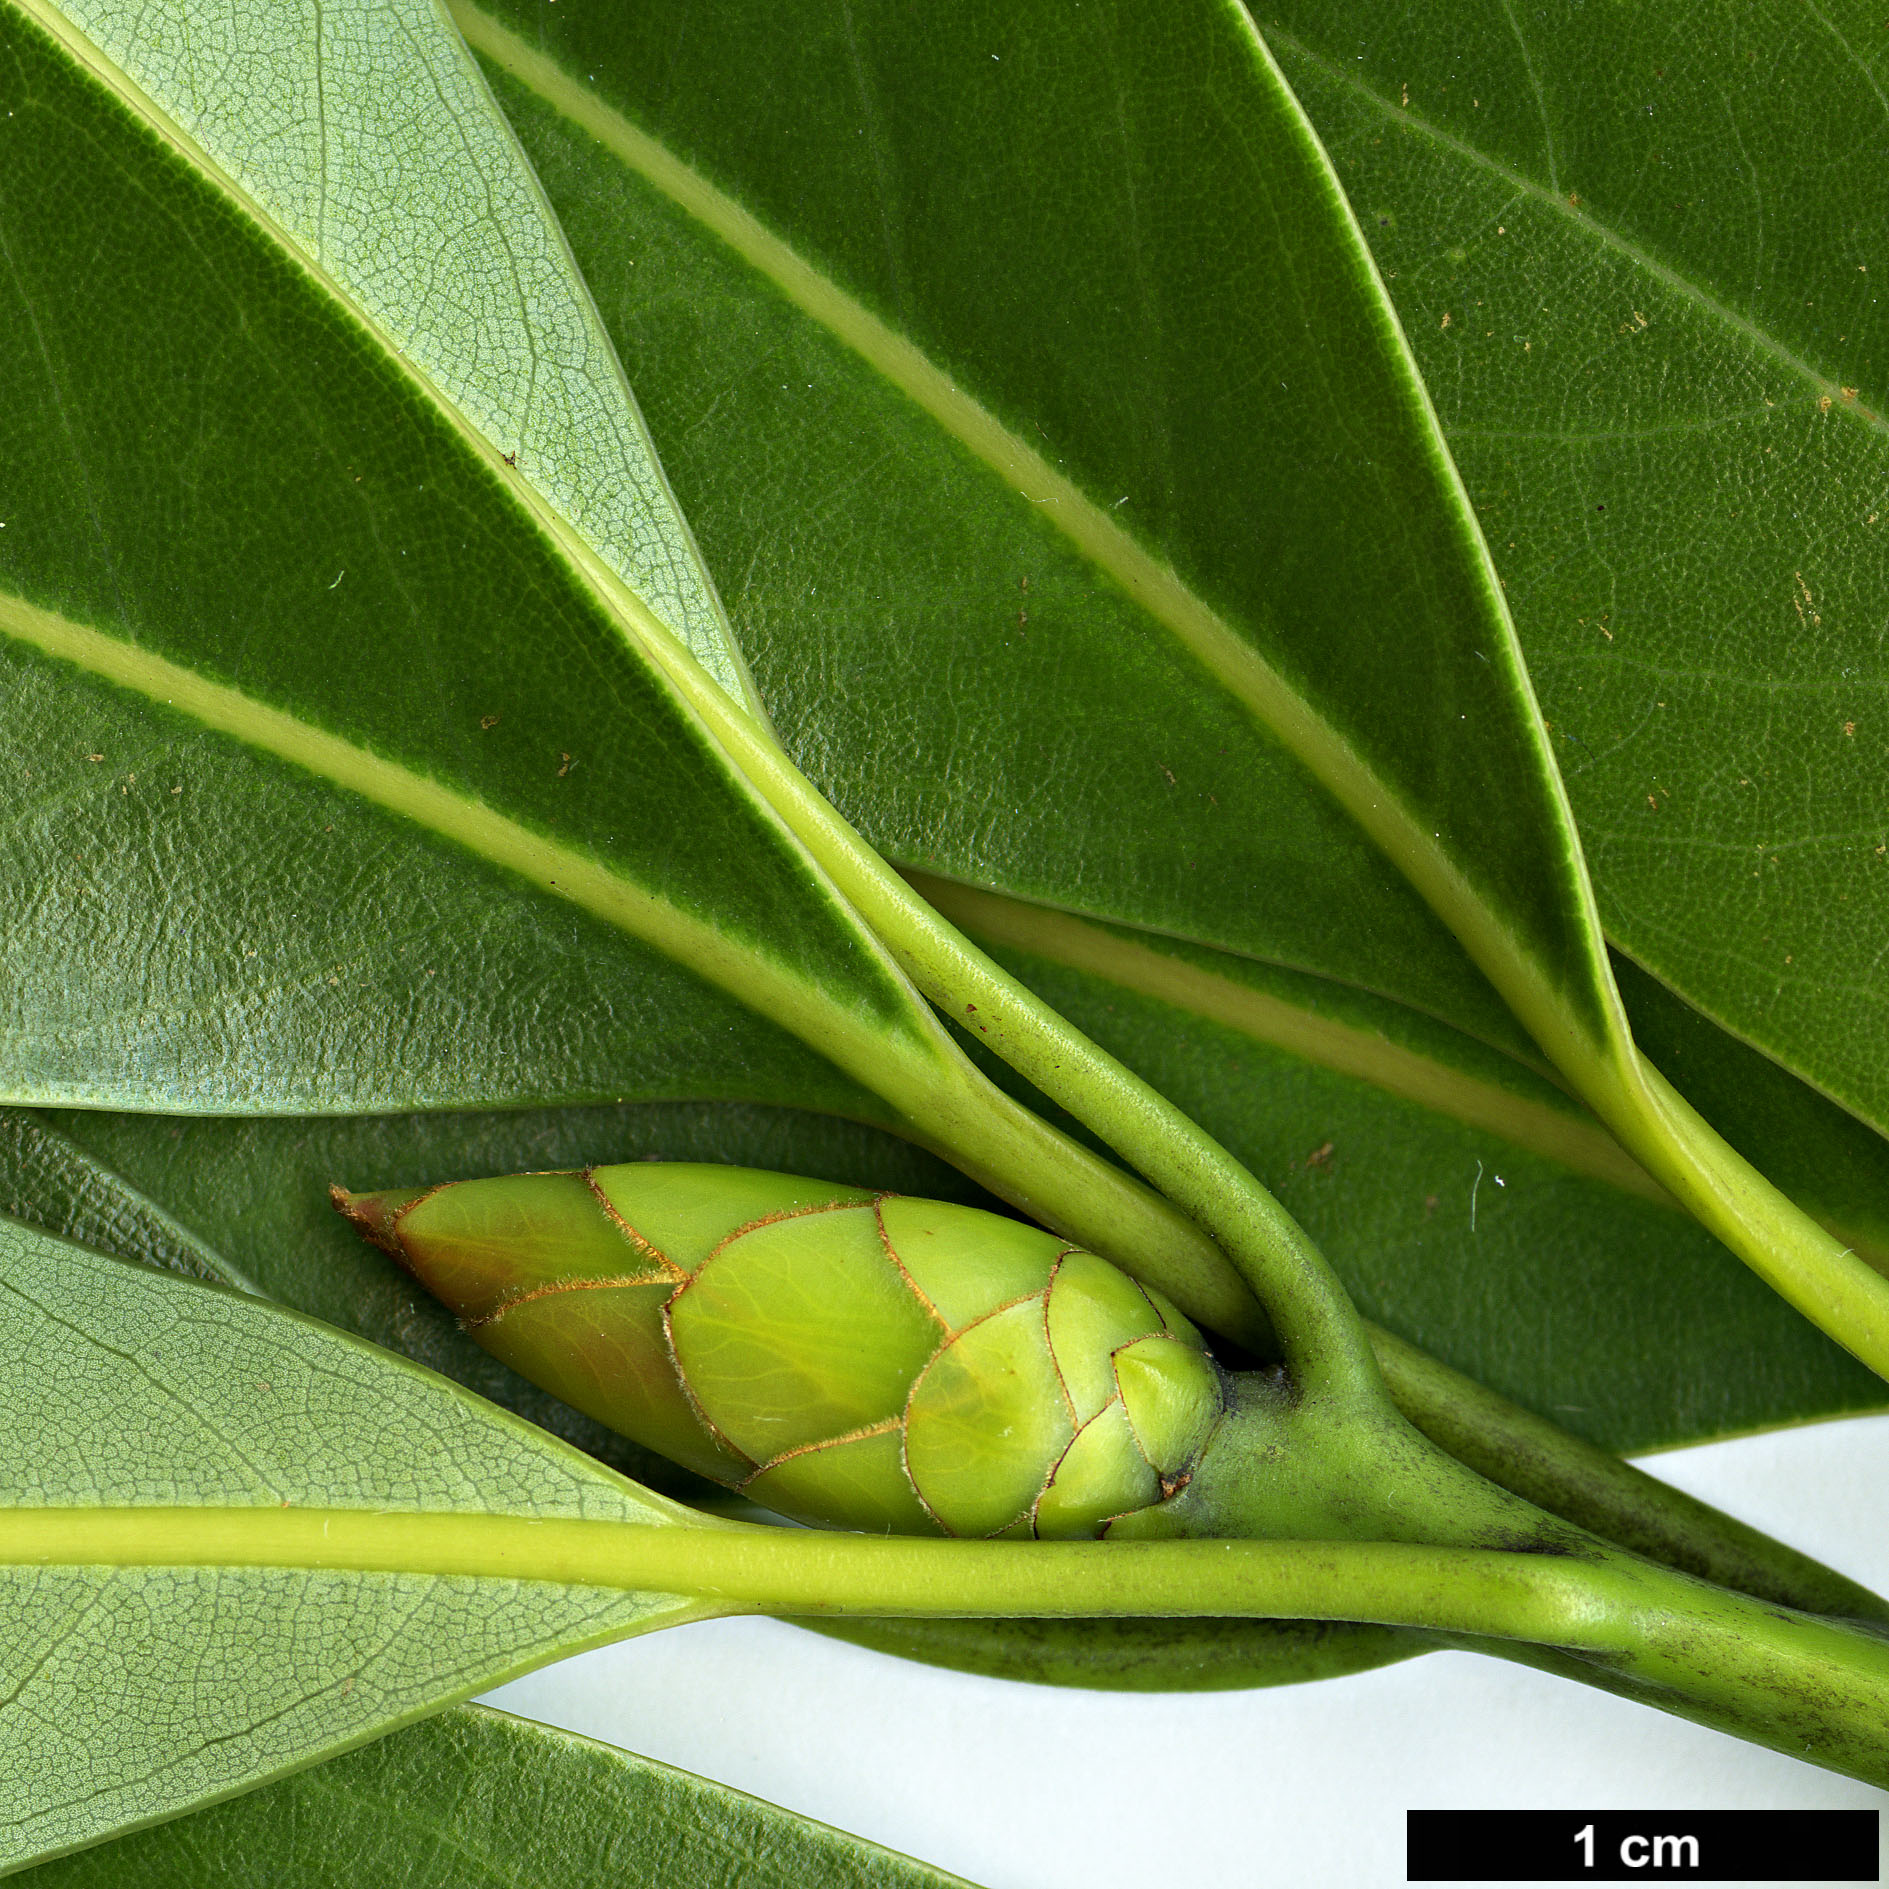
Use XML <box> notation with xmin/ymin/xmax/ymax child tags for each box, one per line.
<box><xmin>1407</xmin><ymin>1810</ymin><xmax>1880</xmax><ymax>1882</ymax></box>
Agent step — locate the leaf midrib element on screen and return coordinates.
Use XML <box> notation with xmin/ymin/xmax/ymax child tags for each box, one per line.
<box><xmin>910</xmin><ymin>872</ymin><xmax>1664</xmax><ymax>1204</ymax></box>
<box><xmin>912</xmin><ymin>871</ymin><xmax>1889</xmax><ymax>1272</ymax></box>
<box><xmin>1265</xmin><ymin>21</ymin><xmax>1888</xmax><ymax>434</ymax></box>
<box><xmin>0</xmin><ymin>591</ymin><xmax>910</xmax><ymax>1086</ymax></box>
<box><xmin>447</xmin><ymin>0</ymin><xmax>1607</xmax><ymax>1084</ymax></box>
<box><xmin>10</xmin><ymin>0</ymin><xmax>1012</xmax><ymax>1124</ymax></box>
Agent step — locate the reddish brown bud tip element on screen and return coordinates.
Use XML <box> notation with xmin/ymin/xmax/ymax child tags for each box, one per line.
<box><xmin>329</xmin><ymin>1185</ymin><xmax>429</xmax><ymax>1262</ymax></box>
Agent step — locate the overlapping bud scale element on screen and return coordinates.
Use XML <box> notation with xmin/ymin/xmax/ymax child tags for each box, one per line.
<box><xmin>337</xmin><ymin>1163</ymin><xmax>1226</xmax><ymax>1539</ymax></box>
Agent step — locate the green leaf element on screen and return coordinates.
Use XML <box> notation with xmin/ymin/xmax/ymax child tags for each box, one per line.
<box><xmin>21</xmin><ymin>1704</ymin><xmax>974</xmax><ymax>1889</ymax></box>
<box><xmin>0</xmin><ymin>1111</ymin><xmax>244</xmax><ymax>1290</ymax></box>
<box><xmin>1260</xmin><ymin>2</ymin><xmax>1889</xmax><ymax>1138</ymax></box>
<box><xmin>454</xmin><ymin>0</ymin><xmax>1564</xmax><ymax>1066</ymax></box>
<box><xmin>0</xmin><ymin>1216</ymin><xmax>707</xmax><ymax>1874</ymax></box>
<box><xmin>0</xmin><ymin>0</ymin><xmax>958</xmax><ymax>1135</ymax></box>
<box><xmin>454</xmin><ymin>0</ymin><xmax>1889</xmax><ymax>1397</ymax></box>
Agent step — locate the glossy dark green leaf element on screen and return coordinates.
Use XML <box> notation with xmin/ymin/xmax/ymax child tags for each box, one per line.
<box><xmin>459</xmin><ymin>0</ymin><xmax>1889</xmax><ymax>1425</ymax></box>
<box><xmin>0</xmin><ymin>1217</ymin><xmax>709</xmax><ymax>1874</ymax></box>
<box><xmin>22</xmin><ymin>1705</ymin><xmax>972</xmax><ymax>1889</ymax></box>
<box><xmin>1260</xmin><ymin>0</ymin><xmax>1889</xmax><ymax>1138</ymax></box>
<box><xmin>456</xmin><ymin>0</ymin><xmax>1582</xmax><ymax>1070</ymax></box>
<box><xmin>0</xmin><ymin>0</ymin><xmax>946</xmax><ymax>1127</ymax></box>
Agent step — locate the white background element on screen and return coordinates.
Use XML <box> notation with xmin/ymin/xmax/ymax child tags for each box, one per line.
<box><xmin>487</xmin><ymin>1413</ymin><xmax>1889</xmax><ymax>1889</ymax></box>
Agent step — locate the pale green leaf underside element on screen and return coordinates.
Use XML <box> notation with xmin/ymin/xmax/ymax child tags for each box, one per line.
<box><xmin>24</xmin><ymin>1705</ymin><xmax>976</xmax><ymax>1889</ymax></box>
<box><xmin>0</xmin><ymin>1220</ymin><xmax>704</xmax><ymax>1875</ymax></box>
<box><xmin>27</xmin><ymin>0</ymin><xmax>752</xmax><ymax>703</ymax></box>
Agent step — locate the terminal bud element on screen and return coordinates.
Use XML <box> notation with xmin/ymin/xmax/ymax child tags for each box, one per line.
<box><xmin>336</xmin><ymin>1163</ymin><xmax>1226</xmax><ymax>1538</ymax></box>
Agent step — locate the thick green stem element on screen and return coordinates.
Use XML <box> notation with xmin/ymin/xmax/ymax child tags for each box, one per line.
<box><xmin>1503</xmin><ymin>1570</ymin><xmax>1889</xmax><ymax>1789</ymax></box>
<box><xmin>801</xmin><ymin>1326</ymin><xmax>1886</xmax><ymax>1692</ymax></box>
<box><xmin>0</xmin><ymin>1505</ymin><xmax>1588</xmax><ymax>1625</ymax></box>
<box><xmin>1161</xmin><ymin>1375</ymin><xmax>1589</xmax><ymax>1558</ymax></box>
<box><xmin>1162</xmin><ymin>1383</ymin><xmax>1889</xmax><ymax>1784</ymax></box>
<box><xmin>1370</xmin><ymin>1326</ymin><xmax>1889</xmax><ymax>1624</ymax></box>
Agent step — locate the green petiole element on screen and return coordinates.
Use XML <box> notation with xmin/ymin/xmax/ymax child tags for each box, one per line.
<box><xmin>613</xmin><ymin>585</ymin><xmax>1375</xmax><ymax>1394</ymax></box>
<box><xmin>594</xmin><ymin>464</ymin><xmax>1889</xmax><ymax>1393</ymax></box>
<box><xmin>1369</xmin><ymin>1326</ymin><xmax>1889</xmax><ymax>1625</ymax></box>
<box><xmin>17</xmin><ymin>1506</ymin><xmax>1889</xmax><ymax>1787</ymax></box>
